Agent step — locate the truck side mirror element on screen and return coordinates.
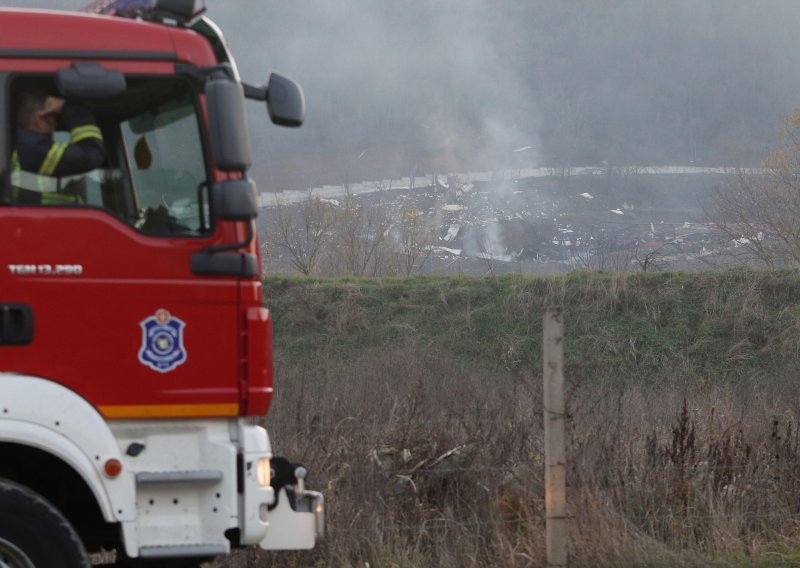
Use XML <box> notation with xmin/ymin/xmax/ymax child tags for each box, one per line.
<box><xmin>213</xmin><ymin>179</ymin><xmax>257</xmax><ymax>221</ymax></box>
<box><xmin>205</xmin><ymin>78</ymin><xmax>252</xmax><ymax>172</ymax></box>
<box><xmin>56</xmin><ymin>62</ymin><xmax>126</xmax><ymax>99</ymax></box>
<box><xmin>266</xmin><ymin>73</ymin><xmax>305</xmax><ymax>127</ymax></box>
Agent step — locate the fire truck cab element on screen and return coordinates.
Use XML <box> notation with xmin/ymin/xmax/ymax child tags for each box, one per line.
<box><xmin>0</xmin><ymin>1</ymin><xmax>322</xmax><ymax>566</ymax></box>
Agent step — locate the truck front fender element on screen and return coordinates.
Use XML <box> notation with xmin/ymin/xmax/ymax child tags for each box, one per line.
<box><xmin>0</xmin><ymin>373</ymin><xmax>135</xmax><ymax>522</ymax></box>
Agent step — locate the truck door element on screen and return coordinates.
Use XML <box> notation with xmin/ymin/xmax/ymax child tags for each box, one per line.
<box><xmin>0</xmin><ymin>74</ymin><xmax>243</xmax><ymax>418</ymax></box>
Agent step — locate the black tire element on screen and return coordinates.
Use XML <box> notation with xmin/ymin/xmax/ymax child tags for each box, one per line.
<box><xmin>115</xmin><ymin>557</ymin><xmax>211</xmax><ymax>567</ymax></box>
<box><xmin>0</xmin><ymin>479</ymin><xmax>89</xmax><ymax>568</ymax></box>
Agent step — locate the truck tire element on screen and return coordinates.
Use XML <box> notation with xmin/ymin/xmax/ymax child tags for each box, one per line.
<box><xmin>116</xmin><ymin>557</ymin><xmax>211</xmax><ymax>567</ymax></box>
<box><xmin>116</xmin><ymin>552</ymin><xmax>214</xmax><ymax>568</ymax></box>
<box><xmin>0</xmin><ymin>480</ymin><xmax>90</xmax><ymax>568</ymax></box>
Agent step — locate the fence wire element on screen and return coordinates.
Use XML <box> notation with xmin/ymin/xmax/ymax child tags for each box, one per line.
<box><xmin>309</xmin><ymin>510</ymin><xmax>800</xmax><ymax>538</ymax></box>
<box><xmin>310</xmin><ymin>460</ymin><xmax>800</xmax><ymax>477</ymax></box>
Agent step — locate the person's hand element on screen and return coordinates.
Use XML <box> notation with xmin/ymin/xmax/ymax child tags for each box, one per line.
<box><xmin>41</xmin><ymin>96</ymin><xmax>66</xmax><ymax>116</ymax></box>
<box><xmin>36</xmin><ymin>96</ymin><xmax>66</xmax><ymax>134</ymax></box>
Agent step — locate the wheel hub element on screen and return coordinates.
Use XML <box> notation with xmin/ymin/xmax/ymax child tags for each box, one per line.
<box><xmin>0</xmin><ymin>538</ymin><xmax>35</xmax><ymax>568</ymax></box>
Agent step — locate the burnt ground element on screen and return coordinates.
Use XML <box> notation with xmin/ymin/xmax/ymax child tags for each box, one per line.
<box><xmin>257</xmin><ymin>170</ymin><xmax>730</xmax><ymax>275</ymax></box>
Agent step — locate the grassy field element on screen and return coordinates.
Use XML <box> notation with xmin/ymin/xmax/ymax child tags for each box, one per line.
<box><xmin>218</xmin><ymin>269</ymin><xmax>800</xmax><ymax>567</ymax></box>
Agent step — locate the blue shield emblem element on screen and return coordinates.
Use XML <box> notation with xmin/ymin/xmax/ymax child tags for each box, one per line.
<box><xmin>138</xmin><ymin>309</ymin><xmax>187</xmax><ymax>373</ymax></box>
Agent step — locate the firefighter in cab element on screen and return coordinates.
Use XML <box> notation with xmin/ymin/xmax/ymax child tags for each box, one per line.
<box><xmin>11</xmin><ymin>89</ymin><xmax>106</xmax><ymax>204</ymax></box>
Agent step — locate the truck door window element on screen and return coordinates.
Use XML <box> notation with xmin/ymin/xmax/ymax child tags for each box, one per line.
<box><xmin>120</xmin><ymin>90</ymin><xmax>209</xmax><ymax>236</ymax></box>
<box><xmin>6</xmin><ymin>77</ymin><xmax>211</xmax><ymax>237</ymax></box>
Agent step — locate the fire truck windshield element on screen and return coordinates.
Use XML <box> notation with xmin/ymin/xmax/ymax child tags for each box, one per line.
<box><xmin>6</xmin><ymin>76</ymin><xmax>211</xmax><ymax>237</ymax></box>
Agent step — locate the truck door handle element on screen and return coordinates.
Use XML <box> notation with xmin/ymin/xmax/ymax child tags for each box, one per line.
<box><xmin>0</xmin><ymin>304</ymin><xmax>34</xmax><ymax>345</ymax></box>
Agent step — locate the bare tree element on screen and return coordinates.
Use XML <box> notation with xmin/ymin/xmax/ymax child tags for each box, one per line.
<box><xmin>571</xmin><ymin>230</ymin><xmax>638</xmax><ymax>272</ymax></box>
<box><xmin>330</xmin><ymin>196</ymin><xmax>391</xmax><ymax>276</ymax></box>
<box><xmin>391</xmin><ymin>205</ymin><xmax>437</xmax><ymax>276</ymax></box>
<box><xmin>475</xmin><ymin>238</ymin><xmax>497</xmax><ymax>276</ymax></box>
<box><xmin>271</xmin><ymin>192</ymin><xmax>333</xmax><ymax>275</ymax></box>
<box><xmin>709</xmin><ymin>109</ymin><xmax>800</xmax><ymax>268</ymax></box>
<box><xmin>635</xmin><ymin>242</ymin><xmax>674</xmax><ymax>272</ymax></box>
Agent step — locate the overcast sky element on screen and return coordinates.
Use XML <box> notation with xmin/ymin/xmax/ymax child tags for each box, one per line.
<box><xmin>6</xmin><ymin>1</ymin><xmax>800</xmax><ymax>189</ymax></box>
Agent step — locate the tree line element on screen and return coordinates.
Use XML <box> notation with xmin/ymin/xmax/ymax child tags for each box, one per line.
<box><xmin>266</xmin><ymin>193</ymin><xmax>437</xmax><ymax>277</ymax></box>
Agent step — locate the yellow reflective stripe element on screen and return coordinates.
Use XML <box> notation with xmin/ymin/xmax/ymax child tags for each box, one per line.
<box><xmin>39</xmin><ymin>142</ymin><xmax>68</xmax><ymax>176</ymax></box>
<box><xmin>41</xmin><ymin>192</ymin><xmax>82</xmax><ymax>205</ymax></box>
<box><xmin>48</xmin><ymin>143</ymin><xmax>69</xmax><ymax>176</ymax></box>
<box><xmin>71</xmin><ymin>131</ymin><xmax>103</xmax><ymax>144</ymax></box>
<box><xmin>98</xmin><ymin>403</ymin><xmax>240</xmax><ymax>419</ymax></box>
<box><xmin>70</xmin><ymin>125</ymin><xmax>102</xmax><ymax>143</ymax></box>
<box><xmin>11</xmin><ymin>151</ymin><xmax>21</xmax><ymax>199</ymax></box>
<box><xmin>70</xmin><ymin>124</ymin><xmax>101</xmax><ymax>137</ymax></box>
<box><xmin>37</xmin><ymin>175</ymin><xmax>57</xmax><ymax>193</ymax></box>
<box><xmin>37</xmin><ymin>144</ymin><xmax>60</xmax><ymax>175</ymax></box>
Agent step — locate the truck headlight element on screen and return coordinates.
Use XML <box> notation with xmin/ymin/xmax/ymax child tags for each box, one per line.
<box><xmin>257</xmin><ymin>457</ymin><xmax>271</xmax><ymax>487</ymax></box>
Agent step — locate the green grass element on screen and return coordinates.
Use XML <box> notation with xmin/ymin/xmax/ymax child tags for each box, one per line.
<box><xmin>265</xmin><ymin>268</ymin><xmax>800</xmax><ymax>389</ymax></box>
<box><xmin>245</xmin><ymin>269</ymin><xmax>800</xmax><ymax>567</ymax></box>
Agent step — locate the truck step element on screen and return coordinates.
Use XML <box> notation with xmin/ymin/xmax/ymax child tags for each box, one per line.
<box><xmin>135</xmin><ymin>470</ymin><xmax>223</xmax><ymax>484</ymax></box>
<box><xmin>139</xmin><ymin>543</ymin><xmax>228</xmax><ymax>558</ymax></box>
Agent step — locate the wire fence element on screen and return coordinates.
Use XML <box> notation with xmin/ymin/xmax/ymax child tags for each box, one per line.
<box><xmin>321</xmin><ymin>512</ymin><xmax>800</xmax><ymax>538</ymax></box>
<box><xmin>318</xmin><ymin>463</ymin><xmax>800</xmax><ymax>477</ymax></box>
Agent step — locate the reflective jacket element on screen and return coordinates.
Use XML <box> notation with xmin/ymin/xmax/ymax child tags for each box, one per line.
<box><xmin>11</xmin><ymin>102</ymin><xmax>105</xmax><ymax>203</ymax></box>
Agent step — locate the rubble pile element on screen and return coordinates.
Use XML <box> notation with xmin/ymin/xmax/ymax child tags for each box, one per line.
<box><xmin>259</xmin><ymin>167</ymin><xmax>731</xmax><ymax>274</ymax></box>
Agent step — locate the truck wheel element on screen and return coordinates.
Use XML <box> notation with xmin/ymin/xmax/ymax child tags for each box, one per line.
<box><xmin>116</xmin><ymin>558</ymin><xmax>211</xmax><ymax>567</ymax></box>
<box><xmin>0</xmin><ymin>480</ymin><xmax>90</xmax><ymax>568</ymax></box>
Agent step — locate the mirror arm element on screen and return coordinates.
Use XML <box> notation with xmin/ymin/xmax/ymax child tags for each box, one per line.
<box><xmin>242</xmin><ymin>83</ymin><xmax>267</xmax><ymax>102</ymax></box>
<box><xmin>197</xmin><ymin>180</ymin><xmax>208</xmax><ymax>232</ymax></box>
<box><xmin>200</xmin><ymin>220</ymin><xmax>254</xmax><ymax>255</ymax></box>
<box><xmin>175</xmin><ymin>62</ymin><xmax>237</xmax><ymax>87</ymax></box>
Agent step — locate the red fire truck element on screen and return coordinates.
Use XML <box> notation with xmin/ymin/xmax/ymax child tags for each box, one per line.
<box><xmin>0</xmin><ymin>1</ymin><xmax>323</xmax><ymax>566</ymax></box>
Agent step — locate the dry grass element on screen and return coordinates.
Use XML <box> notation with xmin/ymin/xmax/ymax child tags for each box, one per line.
<box><xmin>213</xmin><ymin>270</ymin><xmax>800</xmax><ymax>566</ymax></box>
